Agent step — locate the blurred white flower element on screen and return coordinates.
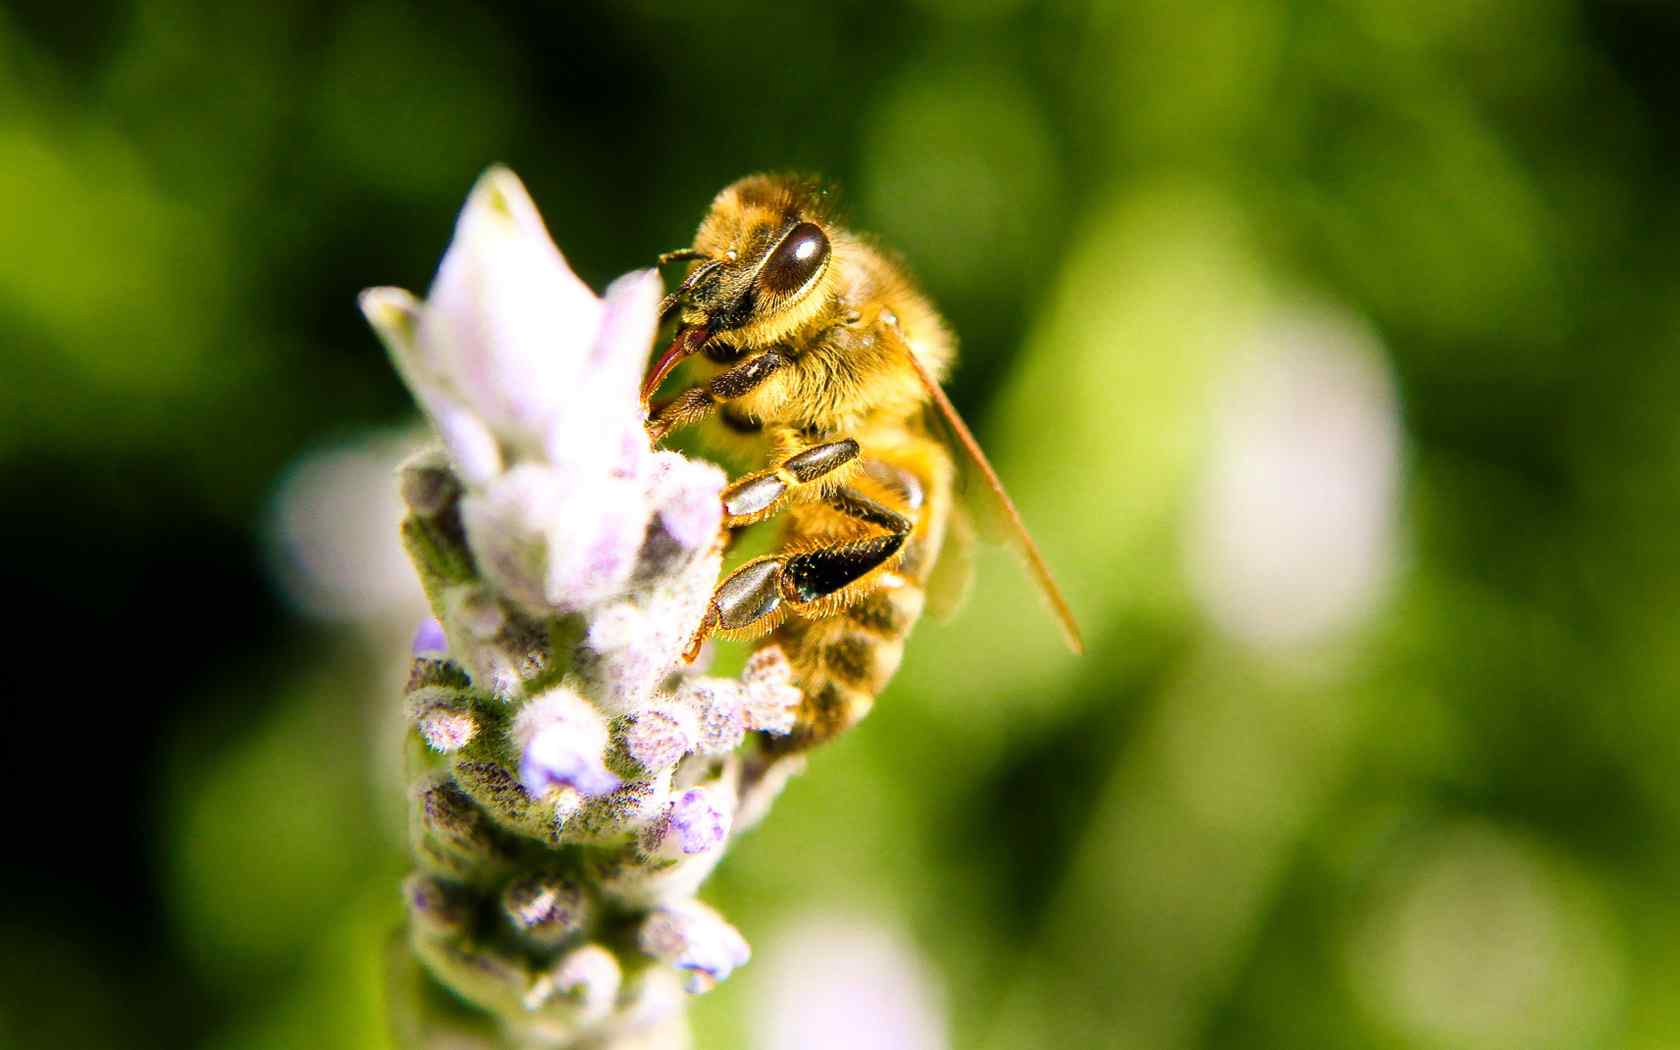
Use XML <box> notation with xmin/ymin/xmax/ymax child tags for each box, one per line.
<box><xmin>1342</xmin><ymin>821</ymin><xmax>1623</xmax><ymax>1050</ymax></box>
<box><xmin>267</xmin><ymin>428</ymin><xmax>428</xmax><ymax>623</ymax></box>
<box><xmin>1186</xmin><ymin>306</ymin><xmax>1404</xmax><ymax>649</ymax></box>
<box><xmin>753</xmin><ymin>913</ymin><xmax>947</xmax><ymax>1050</ymax></box>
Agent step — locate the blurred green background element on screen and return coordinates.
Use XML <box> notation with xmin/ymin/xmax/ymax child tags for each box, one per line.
<box><xmin>5</xmin><ymin>1</ymin><xmax>1680</xmax><ymax>1047</ymax></box>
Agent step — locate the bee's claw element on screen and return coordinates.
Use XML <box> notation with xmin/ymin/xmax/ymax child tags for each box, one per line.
<box><xmin>682</xmin><ymin>607</ymin><xmax>717</xmax><ymax>663</ymax></box>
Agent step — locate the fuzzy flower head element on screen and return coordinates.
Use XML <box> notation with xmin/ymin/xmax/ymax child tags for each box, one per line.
<box><xmin>366</xmin><ymin>168</ymin><xmax>633</xmax><ymax>482</ymax></box>
<box><xmin>362</xmin><ymin>168</ymin><xmax>723</xmax><ymax>619</ymax></box>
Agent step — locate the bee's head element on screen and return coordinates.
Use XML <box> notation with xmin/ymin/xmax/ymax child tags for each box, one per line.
<box><xmin>669</xmin><ymin>218</ymin><xmax>831</xmax><ymax>331</ymax></box>
<box><xmin>643</xmin><ymin>175</ymin><xmax>836</xmax><ymax>405</ymax></box>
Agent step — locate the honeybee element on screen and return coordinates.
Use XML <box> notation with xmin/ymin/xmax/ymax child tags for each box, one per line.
<box><xmin>644</xmin><ymin>174</ymin><xmax>1081</xmax><ymax>750</ymax></box>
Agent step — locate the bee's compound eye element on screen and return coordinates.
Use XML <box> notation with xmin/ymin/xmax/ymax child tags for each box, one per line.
<box><xmin>759</xmin><ymin>222</ymin><xmax>830</xmax><ymax>295</ymax></box>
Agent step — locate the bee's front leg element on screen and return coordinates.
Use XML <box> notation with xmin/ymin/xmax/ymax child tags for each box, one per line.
<box><xmin>645</xmin><ymin>347</ymin><xmax>790</xmax><ymax>444</ymax></box>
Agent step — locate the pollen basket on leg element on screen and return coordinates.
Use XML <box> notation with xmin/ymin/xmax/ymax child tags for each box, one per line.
<box><xmin>783</xmin><ymin>533</ymin><xmax>906</xmax><ymax>605</ymax></box>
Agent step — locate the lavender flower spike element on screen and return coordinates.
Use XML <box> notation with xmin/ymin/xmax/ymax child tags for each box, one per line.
<box><xmin>367</xmin><ymin>167</ymin><xmax>809</xmax><ymax>1050</ymax></box>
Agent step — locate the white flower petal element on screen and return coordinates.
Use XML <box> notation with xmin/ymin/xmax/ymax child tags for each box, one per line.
<box><xmin>593</xmin><ymin>267</ymin><xmax>664</xmax><ymax>388</ymax></box>
<box><xmin>430</xmin><ymin>397</ymin><xmax>503</xmax><ymax>485</ymax></box>
<box><xmin>462</xmin><ymin>463</ymin><xmax>650</xmax><ymax>616</ymax></box>
<box><xmin>416</xmin><ymin>168</ymin><xmax>606</xmax><ymax>464</ymax></box>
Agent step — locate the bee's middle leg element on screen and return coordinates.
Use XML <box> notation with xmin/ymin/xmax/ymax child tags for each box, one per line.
<box><xmin>682</xmin><ymin>490</ymin><xmax>911</xmax><ymax>660</ymax></box>
<box><xmin>719</xmin><ymin>438</ymin><xmax>861</xmax><ymax>527</ymax></box>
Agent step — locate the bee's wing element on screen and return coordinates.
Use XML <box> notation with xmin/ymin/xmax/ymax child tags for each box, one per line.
<box><xmin>923</xmin><ymin>498</ymin><xmax>977</xmax><ymax>621</ymax></box>
<box><xmin>903</xmin><ymin>347</ymin><xmax>1085</xmax><ymax>654</ymax></box>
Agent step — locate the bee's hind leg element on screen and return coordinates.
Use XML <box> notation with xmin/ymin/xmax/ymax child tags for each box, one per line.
<box><xmin>681</xmin><ymin>490</ymin><xmax>911</xmax><ymax>661</ymax></box>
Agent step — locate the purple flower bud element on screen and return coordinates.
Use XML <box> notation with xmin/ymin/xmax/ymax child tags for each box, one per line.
<box><xmin>615</xmin><ymin>702</ymin><xmax>699</xmax><ymax>775</ymax></box>
<box><xmin>535</xmin><ymin>943</ymin><xmax>621</xmax><ymax>1021</ymax></box>
<box><xmin>520</xmin><ymin>725</ymin><xmax>622</xmax><ymax>799</ymax></box>
<box><xmin>514</xmin><ymin>691</ymin><xmax>619</xmax><ymax>799</ymax></box>
<box><xmin>737</xmin><ymin>646</ymin><xmax>801</xmax><ymax>736</ymax></box>
<box><xmin>742</xmin><ymin>644</ymin><xmax>794</xmax><ymax>686</ymax></box>
<box><xmin>641</xmin><ymin>787</ymin><xmax>730</xmax><ymax>860</ymax></box>
<box><xmin>669</xmin><ymin>788</ymin><xmax>730</xmax><ymax>855</ymax></box>
<box><xmin>501</xmin><ymin>874</ymin><xmax>592</xmax><ymax>946</ymax></box>
<box><xmin>681</xmin><ymin>679</ymin><xmax>748</xmax><ymax>755</ymax></box>
<box><xmin>405</xmin><ymin>686</ymin><xmax>478</xmax><ymax>753</ymax></box>
<box><xmin>404</xmin><ymin>873</ymin><xmax>471</xmax><ymax>937</ymax></box>
<box><xmin>411</xmin><ymin>617</ymin><xmax>448</xmax><ymax>656</ymax></box>
<box><xmin>639</xmin><ymin>901</ymin><xmax>752</xmax><ymax>994</ymax></box>
<box><xmin>743</xmin><ymin>681</ymin><xmax>801</xmax><ymax>736</ymax></box>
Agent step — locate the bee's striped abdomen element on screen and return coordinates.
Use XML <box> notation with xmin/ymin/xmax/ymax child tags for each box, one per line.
<box><xmin>772</xmin><ymin>581</ymin><xmax>925</xmax><ymax>747</ymax></box>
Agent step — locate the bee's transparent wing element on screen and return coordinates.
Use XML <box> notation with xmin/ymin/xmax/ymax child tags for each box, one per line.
<box><xmin>923</xmin><ymin>499</ymin><xmax>977</xmax><ymax>621</ymax></box>
<box><xmin>903</xmin><ymin>346</ymin><xmax>1084</xmax><ymax>654</ymax></box>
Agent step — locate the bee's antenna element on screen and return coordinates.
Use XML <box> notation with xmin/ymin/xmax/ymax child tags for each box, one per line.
<box><xmin>657</xmin><ymin>258</ymin><xmax>724</xmax><ymax>321</ymax></box>
<box><xmin>657</xmin><ymin>248</ymin><xmax>708</xmax><ymax>266</ymax></box>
